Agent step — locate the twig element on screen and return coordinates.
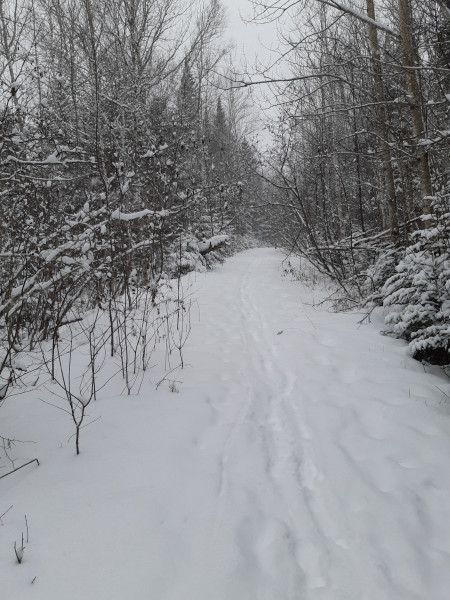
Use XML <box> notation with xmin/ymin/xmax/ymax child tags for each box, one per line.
<box><xmin>0</xmin><ymin>459</ymin><xmax>40</xmax><ymax>481</ymax></box>
<box><xmin>0</xmin><ymin>504</ymin><xmax>13</xmax><ymax>523</ymax></box>
<box><xmin>25</xmin><ymin>514</ymin><xmax>29</xmax><ymax>543</ymax></box>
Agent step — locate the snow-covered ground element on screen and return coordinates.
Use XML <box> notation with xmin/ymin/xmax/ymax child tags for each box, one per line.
<box><xmin>1</xmin><ymin>248</ymin><xmax>450</xmax><ymax>599</ymax></box>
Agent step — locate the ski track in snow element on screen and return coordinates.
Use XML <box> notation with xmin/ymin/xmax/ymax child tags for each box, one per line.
<box><xmin>2</xmin><ymin>248</ymin><xmax>450</xmax><ymax>600</ymax></box>
<box><xmin>190</xmin><ymin>249</ymin><xmax>450</xmax><ymax>600</ymax></box>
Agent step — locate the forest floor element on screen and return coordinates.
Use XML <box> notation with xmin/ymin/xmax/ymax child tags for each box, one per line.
<box><xmin>1</xmin><ymin>248</ymin><xmax>450</xmax><ymax>600</ymax></box>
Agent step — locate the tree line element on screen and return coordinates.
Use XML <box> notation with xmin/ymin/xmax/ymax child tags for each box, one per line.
<box><xmin>251</xmin><ymin>0</ymin><xmax>449</xmax><ymax>364</ymax></box>
<box><xmin>0</xmin><ymin>0</ymin><xmax>267</xmax><ymax>399</ymax></box>
<box><xmin>0</xmin><ymin>0</ymin><xmax>448</xmax><ymax>401</ymax></box>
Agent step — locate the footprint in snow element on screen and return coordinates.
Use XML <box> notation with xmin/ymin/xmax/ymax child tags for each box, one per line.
<box><xmin>301</xmin><ymin>459</ymin><xmax>324</xmax><ymax>491</ymax></box>
<box><xmin>315</xmin><ymin>334</ymin><xmax>339</xmax><ymax>347</ymax></box>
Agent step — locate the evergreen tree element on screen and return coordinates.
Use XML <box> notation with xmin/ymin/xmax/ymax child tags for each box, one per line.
<box><xmin>210</xmin><ymin>97</ymin><xmax>228</xmax><ymax>160</ymax></box>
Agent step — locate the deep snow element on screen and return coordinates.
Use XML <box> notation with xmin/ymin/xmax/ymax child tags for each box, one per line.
<box><xmin>1</xmin><ymin>248</ymin><xmax>450</xmax><ymax>599</ymax></box>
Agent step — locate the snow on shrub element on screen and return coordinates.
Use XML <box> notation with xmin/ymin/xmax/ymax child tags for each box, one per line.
<box><xmin>165</xmin><ymin>234</ymin><xmax>207</xmax><ymax>277</ymax></box>
<box><xmin>381</xmin><ymin>208</ymin><xmax>450</xmax><ymax>365</ymax></box>
<box><xmin>364</xmin><ymin>248</ymin><xmax>400</xmax><ymax>301</ymax></box>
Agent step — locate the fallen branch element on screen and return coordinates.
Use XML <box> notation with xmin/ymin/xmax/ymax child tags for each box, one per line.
<box><xmin>199</xmin><ymin>235</ymin><xmax>229</xmax><ymax>256</ymax></box>
<box><xmin>0</xmin><ymin>459</ymin><xmax>40</xmax><ymax>481</ymax></box>
<box><xmin>0</xmin><ymin>504</ymin><xmax>13</xmax><ymax>523</ymax></box>
<box><xmin>308</xmin><ymin>246</ymin><xmax>382</xmax><ymax>252</ymax></box>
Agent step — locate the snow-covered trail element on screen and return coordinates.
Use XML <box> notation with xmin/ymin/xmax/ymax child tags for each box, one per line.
<box><xmin>179</xmin><ymin>248</ymin><xmax>450</xmax><ymax>600</ymax></box>
<box><xmin>2</xmin><ymin>248</ymin><xmax>450</xmax><ymax>600</ymax></box>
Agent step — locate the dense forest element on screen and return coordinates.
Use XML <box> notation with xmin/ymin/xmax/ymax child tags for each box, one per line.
<box><xmin>253</xmin><ymin>0</ymin><xmax>450</xmax><ymax>366</ymax></box>
<box><xmin>0</xmin><ymin>0</ymin><xmax>449</xmax><ymax>409</ymax></box>
<box><xmin>0</xmin><ymin>0</ymin><xmax>270</xmax><ymax>407</ymax></box>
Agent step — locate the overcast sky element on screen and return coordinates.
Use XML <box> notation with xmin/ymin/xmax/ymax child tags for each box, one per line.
<box><xmin>218</xmin><ymin>0</ymin><xmax>283</xmax><ymax>146</ymax></box>
<box><xmin>221</xmin><ymin>0</ymin><xmax>281</xmax><ymax>72</ymax></box>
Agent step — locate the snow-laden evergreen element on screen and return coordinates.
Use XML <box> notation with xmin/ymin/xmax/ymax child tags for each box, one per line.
<box><xmin>382</xmin><ymin>209</ymin><xmax>450</xmax><ymax>364</ymax></box>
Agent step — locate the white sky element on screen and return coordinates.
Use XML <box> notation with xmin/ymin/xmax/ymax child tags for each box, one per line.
<box><xmin>221</xmin><ymin>0</ymin><xmax>281</xmax><ymax>74</ymax></box>
<box><xmin>220</xmin><ymin>0</ymin><xmax>283</xmax><ymax>146</ymax></box>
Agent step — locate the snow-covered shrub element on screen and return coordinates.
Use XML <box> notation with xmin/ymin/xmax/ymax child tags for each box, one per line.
<box><xmin>165</xmin><ymin>231</ymin><xmax>235</xmax><ymax>277</ymax></box>
<box><xmin>364</xmin><ymin>248</ymin><xmax>401</xmax><ymax>302</ymax></box>
<box><xmin>381</xmin><ymin>208</ymin><xmax>450</xmax><ymax>365</ymax></box>
<box><xmin>165</xmin><ymin>233</ymin><xmax>207</xmax><ymax>277</ymax></box>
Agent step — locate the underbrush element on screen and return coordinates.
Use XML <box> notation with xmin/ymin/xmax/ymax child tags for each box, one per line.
<box><xmin>0</xmin><ymin>228</ymin><xmax>264</xmax><ymax>464</ymax></box>
<box><xmin>0</xmin><ymin>275</ymin><xmax>193</xmax><ymax>463</ymax></box>
<box><xmin>284</xmin><ymin>203</ymin><xmax>450</xmax><ymax>367</ymax></box>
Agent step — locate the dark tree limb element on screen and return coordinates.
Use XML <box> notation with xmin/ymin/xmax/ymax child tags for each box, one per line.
<box><xmin>0</xmin><ymin>459</ymin><xmax>40</xmax><ymax>481</ymax></box>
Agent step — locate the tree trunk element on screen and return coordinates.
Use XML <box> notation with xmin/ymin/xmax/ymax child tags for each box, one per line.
<box><xmin>398</xmin><ymin>0</ymin><xmax>434</xmax><ymax>218</ymax></box>
<box><xmin>366</xmin><ymin>0</ymin><xmax>399</xmax><ymax>243</ymax></box>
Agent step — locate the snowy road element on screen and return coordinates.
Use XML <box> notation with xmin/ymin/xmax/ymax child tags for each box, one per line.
<box><xmin>2</xmin><ymin>248</ymin><xmax>450</xmax><ymax>599</ymax></box>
